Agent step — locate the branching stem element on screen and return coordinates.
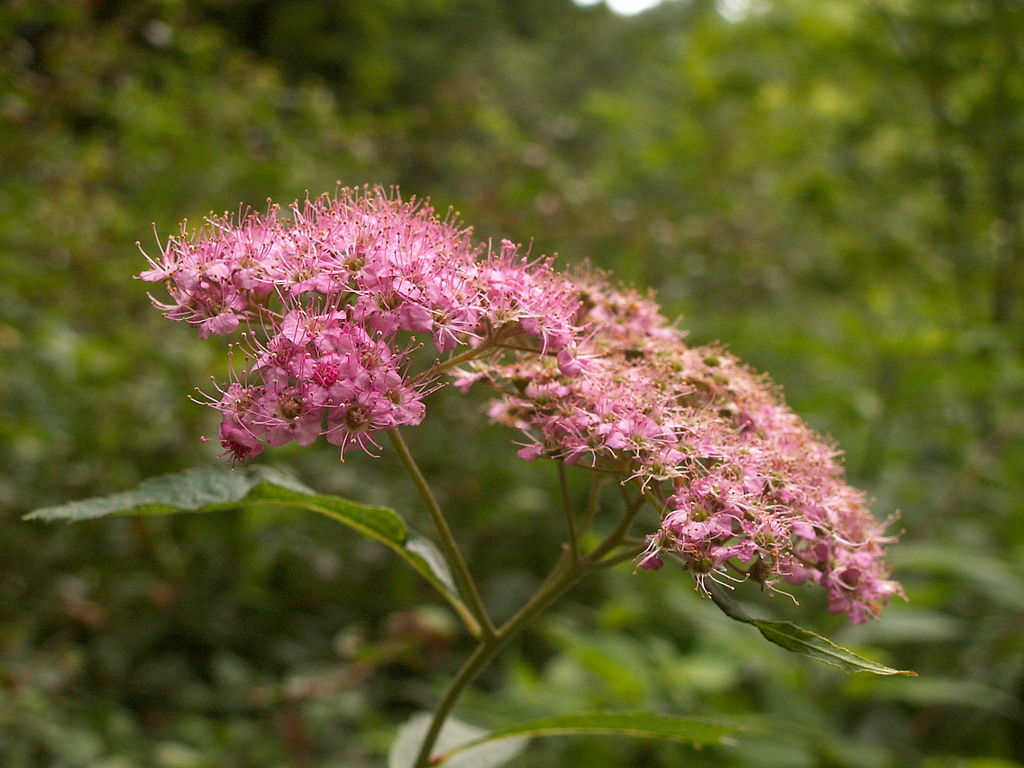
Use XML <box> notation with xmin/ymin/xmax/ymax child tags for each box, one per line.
<box><xmin>387</xmin><ymin>428</ymin><xmax>495</xmax><ymax>641</ymax></box>
<box><xmin>417</xmin><ymin>336</ymin><xmax>499</xmax><ymax>381</ymax></box>
<box><xmin>411</xmin><ymin>487</ymin><xmax>652</xmax><ymax>768</ymax></box>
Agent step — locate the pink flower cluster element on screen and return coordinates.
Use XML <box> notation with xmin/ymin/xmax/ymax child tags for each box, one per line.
<box><xmin>140</xmin><ymin>186</ymin><xmax>900</xmax><ymax>622</ymax></box>
<box><xmin>457</xmin><ymin>271</ymin><xmax>902</xmax><ymax>623</ymax></box>
<box><xmin>139</xmin><ymin>186</ymin><xmax>582</xmax><ymax>461</ymax></box>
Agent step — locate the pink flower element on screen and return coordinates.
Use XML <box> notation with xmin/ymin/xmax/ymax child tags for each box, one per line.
<box><xmin>458</xmin><ymin>267</ymin><xmax>902</xmax><ymax>622</ymax></box>
<box><xmin>215</xmin><ymin>420</ymin><xmax>264</xmax><ymax>464</ymax></box>
<box><xmin>141</xmin><ymin>186</ymin><xmax>900</xmax><ymax>622</ymax></box>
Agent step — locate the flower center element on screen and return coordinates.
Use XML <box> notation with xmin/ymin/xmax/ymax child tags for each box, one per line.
<box><xmin>345</xmin><ymin>403</ymin><xmax>371</xmax><ymax>430</ymax></box>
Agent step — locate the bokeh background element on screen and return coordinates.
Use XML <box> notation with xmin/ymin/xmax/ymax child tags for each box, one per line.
<box><xmin>2</xmin><ymin>0</ymin><xmax>1023</xmax><ymax>766</ymax></box>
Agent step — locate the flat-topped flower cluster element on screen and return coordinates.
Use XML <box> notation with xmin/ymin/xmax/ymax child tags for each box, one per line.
<box><xmin>140</xmin><ymin>186</ymin><xmax>901</xmax><ymax>623</ymax></box>
<box><xmin>457</xmin><ymin>272</ymin><xmax>902</xmax><ymax>622</ymax></box>
<box><xmin>139</xmin><ymin>187</ymin><xmax>581</xmax><ymax>460</ymax></box>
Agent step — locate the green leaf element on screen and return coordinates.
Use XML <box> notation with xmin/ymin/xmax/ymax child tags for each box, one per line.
<box><xmin>388</xmin><ymin>713</ymin><xmax>527</xmax><ymax>768</ymax></box>
<box><xmin>24</xmin><ymin>466</ymin><xmax>313</xmax><ymax>521</ymax></box>
<box><xmin>440</xmin><ymin>711</ymin><xmax>738</xmax><ymax>762</ymax></box>
<box><xmin>708</xmin><ymin>586</ymin><xmax>916</xmax><ymax>676</ymax></box>
<box><xmin>25</xmin><ymin>467</ymin><xmax>473</xmax><ymax>630</ymax></box>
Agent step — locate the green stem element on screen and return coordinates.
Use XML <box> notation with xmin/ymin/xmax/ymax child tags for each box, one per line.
<box><xmin>597</xmin><ymin>544</ymin><xmax>645</xmax><ymax>569</ymax></box>
<box><xmin>585</xmin><ymin>492</ymin><xmax>644</xmax><ymax>564</ymax></box>
<box><xmin>556</xmin><ymin>463</ymin><xmax>579</xmax><ymax>564</ymax></box>
<box><xmin>641</xmin><ymin>488</ymin><xmax>666</xmax><ymax>514</ymax></box>
<box><xmin>412</xmin><ymin>559</ymin><xmax>587</xmax><ymax>768</ymax></box>
<box><xmin>577</xmin><ymin>472</ymin><xmax>605</xmax><ymax>538</ymax></box>
<box><xmin>411</xmin><ymin>499</ymin><xmax>649</xmax><ymax>768</ymax></box>
<box><xmin>416</xmin><ymin>329</ymin><xmax>510</xmax><ymax>383</ymax></box>
<box><xmin>387</xmin><ymin>428</ymin><xmax>495</xmax><ymax>641</ymax></box>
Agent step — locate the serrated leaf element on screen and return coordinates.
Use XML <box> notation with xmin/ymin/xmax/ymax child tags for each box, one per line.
<box><xmin>440</xmin><ymin>711</ymin><xmax>737</xmax><ymax>762</ymax></box>
<box><xmin>708</xmin><ymin>586</ymin><xmax>916</xmax><ymax>676</ymax></box>
<box><xmin>25</xmin><ymin>467</ymin><xmax>473</xmax><ymax>631</ymax></box>
<box><xmin>388</xmin><ymin>713</ymin><xmax>527</xmax><ymax>768</ymax></box>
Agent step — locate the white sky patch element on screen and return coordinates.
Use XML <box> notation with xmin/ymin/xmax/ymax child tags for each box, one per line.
<box><xmin>716</xmin><ymin>0</ymin><xmax>761</xmax><ymax>22</ymax></box>
<box><xmin>574</xmin><ymin>0</ymin><xmax>667</xmax><ymax>16</ymax></box>
<box><xmin>574</xmin><ymin>0</ymin><xmax>763</xmax><ymax>20</ymax></box>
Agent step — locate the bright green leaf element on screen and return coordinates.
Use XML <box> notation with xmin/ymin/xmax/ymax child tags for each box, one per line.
<box><xmin>24</xmin><ymin>466</ymin><xmax>313</xmax><ymax>522</ymax></box>
<box><xmin>25</xmin><ymin>467</ymin><xmax>473</xmax><ymax>631</ymax></box>
<box><xmin>708</xmin><ymin>586</ymin><xmax>916</xmax><ymax>677</ymax></box>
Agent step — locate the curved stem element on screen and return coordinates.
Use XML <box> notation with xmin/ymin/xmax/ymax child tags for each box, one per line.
<box><xmin>412</xmin><ymin>556</ymin><xmax>593</xmax><ymax>768</ymax></box>
<box><xmin>387</xmin><ymin>428</ymin><xmax>495</xmax><ymax>641</ymax></box>
<box><xmin>597</xmin><ymin>544</ymin><xmax>645</xmax><ymax>569</ymax></box>
<box><xmin>418</xmin><ymin>337</ymin><xmax>499</xmax><ymax>381</ymax></box>
<box><xmin>412</xmin><ymin>496</ymin><xmax>651</xmax><ymax>768</ymax></box>
<box><xmin>416</xmin><ymin>323</ymin><xmax>523</xmax><ymax>384</ymax></box>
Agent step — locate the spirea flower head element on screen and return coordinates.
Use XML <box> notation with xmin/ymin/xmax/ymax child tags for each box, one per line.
<box><xmin>140</xmin><ymin>186</ymin><xmax>901</xmax><ymax>623</ymax></box>
<box><xmin>139</xmin><ymin>185</ymin><xmax>583</xmax><ymax>462</ymax></box>
<box><xmin>455</xmin><ymin>268</ymin><xmax>903</xmax><ymax>623</ymax></box>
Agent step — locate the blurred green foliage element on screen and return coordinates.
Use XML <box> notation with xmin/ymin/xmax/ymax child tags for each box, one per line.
<box><xmin>2</xmin><ymin>0</ymin><xmax>1022</xmax><ymax>765</ymax></box>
